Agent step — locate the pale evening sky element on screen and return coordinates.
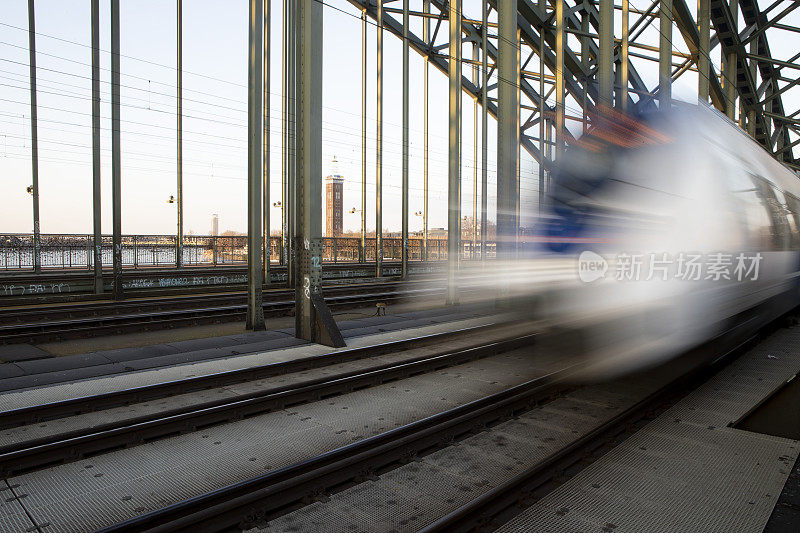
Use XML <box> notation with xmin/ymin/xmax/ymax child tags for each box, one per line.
<box><xmin>0</xmin><ymin>0</ymin><xmax>796</xmax><ymax>236</ymax></box>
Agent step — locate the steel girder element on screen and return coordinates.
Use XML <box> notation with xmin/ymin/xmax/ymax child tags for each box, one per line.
<box><xmin>348</xmin><ymin>0</ymin><xmax>797</xmax><ymax>169</ymax></box>
<box><xmin>515</xmin><ymin>0</ymin><xmax>598</xmax><ymax>106</ymax></box>
<box><xmin>515</xmin><ymin>0</ymin><xmax>650</xmax><ymax>118</ymax></box>
<box><xmin>347</xmin><ymin>0</ymin><xmax>548</xmax><ymax>163</ymax></box>
<box><xmin>348</xmin><ymin>0</ymin><xmax>655</xmax><ymax>164</ymax></box>
<box><xmin>739</xmin><ymin>0</ymin><xmax>796</xmax><ymax>166</ymax></box>
<box><xmin>709</xmin><ymin>0</ymin><xmax>771</xmax><ymax>149</ymax></box>
<box><xmin>701</xmin><ymin>0</ymin><xmax>799</xmax><ymax>167</ymax></box>
<box><xmin>572</xmin><ymin>0</ymin><xmax>651</xmax><ymax>108</ymax></box>
<box><xmin>672</xmin><ymin>0</ymin><xmax>726</xmax><ymax>110</ymax></box>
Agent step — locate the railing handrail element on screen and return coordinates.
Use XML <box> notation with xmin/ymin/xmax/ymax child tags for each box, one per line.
<box><xmin>0</xmin><ymin>233</ymin><xmax>495</xmax><ymax>272</ymax></box>
<box><xmin>0</xmin><ymin>233</ymin><xmax>461</xmax><ymax>239</ymax></box>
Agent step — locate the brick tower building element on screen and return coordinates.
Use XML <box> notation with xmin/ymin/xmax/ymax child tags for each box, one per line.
<box><xmin>325</xmin><ymin>157</ymin><xmax>344</xmax><ymax>237</ymax></box>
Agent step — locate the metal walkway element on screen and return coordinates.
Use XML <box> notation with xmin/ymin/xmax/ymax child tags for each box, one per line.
<box><xmin>497</xmin><ymin>325</ymin><xmax>800</xmax><ymax>532</ymax></box>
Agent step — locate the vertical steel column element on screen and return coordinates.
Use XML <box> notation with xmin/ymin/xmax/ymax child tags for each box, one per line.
<box><xmin>177</xmin><ymin>0</ymin><xmax>183</xmax><ymax>269</ymax></box>
<box><xmin>91</xmin><ymin>0</ymin><xmax>103</xmax><ymax>293</ymax></box>
<box><xmin>765</xmin><ymin>81</ymin><xmax>772</xmax><ymax>146</ymax></box>
<box><xmin>288</xmin><ymin>0</ymin><xmax>296</xmax><ymax>288</ymax></box>
<box><xmin>27</xmin><ymin>0</ymin><xmax>41</xmax><ymax>274</ymax></box>
<box><xmin>598</xmin><ymin>0</ymin><xmax>614</xmax><ymax>106</ymax></box>
<box><xmin>738</xmin><ymin>100</ymin><xmax>745</xmax><ymax>128</ymax></box>
<box><xmin>555</xmin><ymin>0</ymin><xmax>564</xmax><ymax>159</ymax></box>
<box><xmin>472</xmin><ymin>43</ymin><xmax>478</xmax><ymax>260</ymax></box>
<box><xmin>281</xmin><ymin>1</ymin><xmax>287</xmax><ymax>268</ymax></box>
<box><xmin>747</xmin><ymin>37</ymin><xmax>757</xmax><ymax>137</ymax></box>
<box><xmin>697</xmin><ymin>0</ymin><xmax>709</xmax><ymax>103</ymax></box>
<box><xmin>401</xmin><ymin>0</ymin><xmax>409</xmax><ymax>277</ymax></box>
<box><xmin>498</xmin><ymin>0</ymin><xmax>518</xmax><ymax>263</ymax></box>
<box><xmin>545</xmin><ymin>118</ymin><xmax>552</xmax><ymax>192</ymax></box>
<box><xmin>480</xmin><ymin>0</ymin><xmax>488</xmax><ymax>262</ymax></box>
<box><xmin>515</xmin><ymin>29</ymin><xmax>521</xmax><ymax>250</ymax></box>
<box><xmin>581</xmin><ymin>1</ymin><xmax>589</xmax><ymax>131</ymax></box>
<box><xmin>447</xmin><ymin>0</ymin><xmax>462</xmax><ymax>305</ymax></box>
<box><xmin>659</xmin><ymin>0</ymin><xmax>672</xmax><ymax>110</ymax></box>
<box><xmin>725</xmin><ymin>0</ymin><xmax>738</xmax><ymax>120</ymax></box>
<box><xmin>294</xmin><ymin>0</ymin><xmax>339</xmax><ymax>344</ymax></box>
<box><xmin>111</xmin><ymin>0</ymin><xmax>123</xmax><ymax>299</ymax></box>
<box><xmin>361</xmin><ymin>10</ymin><xmax>367</xmax><ymax>264</ymax></box>
<box><xmin>247</xmin><ymin>0</ymin><xmax>266</xmax><ymax>331</ymax></box>
<box><xmin>376</xmin><ymin>0</ymin><xmax>383</xmax><ymax>277</ymax></box>
<box><xmin>621</xmin><ymin>0</ymin><xmax>629</xmax><ymax>110</ymax></box>
<box><xmin>264</xmin><ymin>0</ymin><xmax>271</xmax><ymax>283</ymax></box>
<box><xmin>746</xmin><ymin>109</ymin><xmax>756</xmax><ymax>136</ymax></box>
<box><xmin>775</xmin><ymin>123</ymin><xmax>785</xmax><ymax>162</ymax></box>
<box><xmin>538</xmin><ymin>0</ymin><xmax>546</xmax><ymax>209</ymax></box>
<box><xmin>282</xmin><ymin>0</ymin><xmax>296</xmax><ymax>287</ymax></box>
<box><xmin>423</xmin><ymin>0</ymin><xmax>430</xmax><ymax>262</ymax></box>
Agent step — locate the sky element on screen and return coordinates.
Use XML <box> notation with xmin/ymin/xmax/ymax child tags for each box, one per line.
<box><xmin>0</xmin><ymin>0</ymin><xmax>797</xmax><ymax>237</ymax></box>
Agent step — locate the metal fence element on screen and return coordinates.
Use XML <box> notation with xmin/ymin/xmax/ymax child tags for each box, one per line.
<box><xmin>0</xmin><ymin>234</ymin><xmax>494</xmax><ymax>271</ymax></box>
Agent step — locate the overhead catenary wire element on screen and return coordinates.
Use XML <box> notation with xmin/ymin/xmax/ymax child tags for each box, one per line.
<box><xmin>9</xmin><ymin>0</ymin><xmax>745</xmax><ymax>234</ymax></box>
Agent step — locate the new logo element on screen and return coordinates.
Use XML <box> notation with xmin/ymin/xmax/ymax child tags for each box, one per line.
<box><xmin>577</xmin><ymin>250</ymin><xmax>607</xmax><ymax>283</ymax></box>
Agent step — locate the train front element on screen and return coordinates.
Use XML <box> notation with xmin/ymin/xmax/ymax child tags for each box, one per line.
<box><xmin>529</xmin><ymin>106</ymin><xmax>741</xmax><ymax>377</ymax></box>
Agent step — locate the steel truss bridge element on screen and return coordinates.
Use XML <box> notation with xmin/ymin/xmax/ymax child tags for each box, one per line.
<box><xmin>15</xmin><ymin>0</ymin><xmax>800</xmax><ymax>343</ymax></box>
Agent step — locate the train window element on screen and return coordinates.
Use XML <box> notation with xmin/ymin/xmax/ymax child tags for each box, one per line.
<box><xmin>755</xmin><ymin>178</ymin><xmax>791</xmax><ymax>251</ymax></box>
<box><xmin>729</xmin><ymin>172</ymin><xmax>774</xmax><ymax>250</ymax></box>
<box><xmin>784</xmin><ymin>193</ymin><xmax>800</xmax><ymax>250</ymax></box>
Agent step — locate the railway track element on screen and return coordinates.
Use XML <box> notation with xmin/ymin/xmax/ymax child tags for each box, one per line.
<box><xmin>98</xmin><ymin>359</ymin><xmax>573</xmax><ymax>532</ymax></box>
<box><xmin>0</xmin><ymin>261</ymin><xmax>445</xmax><ymax>305</ymax></box>
<box><xmin>420</xmin><ymin>327</ymin><xmax>763</xmax><ymax>532</ymax></box>
<box><xmin>2</xmin><ymin>306</ymin><xmax>782</xmax><ymax>532</ymax></box>
<box><xmin>0</xmin><ymin>279</ymin><xmax>440</xmax><ymax>345</ymax></box>
<box><xmin>95</xmin><ymin>311</ymin><xmax>778</xmax><ymax>533</ymax></box>
<box><xmin>0</xmin><ymin>321</ymin><xmax>539</xmax><ymax>478</ymax></box>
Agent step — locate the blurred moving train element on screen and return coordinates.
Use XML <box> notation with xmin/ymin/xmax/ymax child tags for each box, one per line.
<box><xmin>461</xmin><ymin>103</ymin><xmax>800</xmax><ymax>377</ymax></box>
<box><xmin>535</xmin><ymin>103</ymin><xmax>800</xmax><ymax>376</ymax></box>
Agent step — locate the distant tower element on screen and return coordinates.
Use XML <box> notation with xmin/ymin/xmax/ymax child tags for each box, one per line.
<box><xmin>325</xmin><ymin>157</ymin><xmax>344</xmax><ymax>237</ymax></box>
<box><xmin>212</xmin><ymin>213</ymin><xmax>219</xmax><ymax>236</ymax></box>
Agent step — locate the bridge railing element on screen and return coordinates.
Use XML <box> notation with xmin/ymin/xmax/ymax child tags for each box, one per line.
<box><xmin>0</xmin><ymin>233</ymin><xmax>495</xmax><ymax>271</ymax></box>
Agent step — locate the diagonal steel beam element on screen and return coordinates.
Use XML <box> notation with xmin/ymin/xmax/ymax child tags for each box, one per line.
<box><xmin>738</xmin><ymin>0</ymin><xmax>795</xmax><ymax>163</ymax></box>
<box><xmin>348</xmin><ymin>0</ymin><xmax>548</xmax><ymax>164</ymax></box>
<box><xmin>579</xmin><ymin>0</ymin><xmax>650</xmax><ymax>109</ymax></box>
<box><xmin>761</xmin><ymin>75</ymin><xmax>800</xmax><ymax>106</ymax></box>
<box><xmin>671</xmin><ymin>0</ymin><xmax>726</xmax><ymax>111</ymax></box>
<box><xmin>710</xmin><ymin>0</ymin><xmax>770</xmax><ymax>148</ymax></box>
<box><xmin>742</xmin><ymin>0</ymin><xmax>800</xmax><ymax>46</ymax></box>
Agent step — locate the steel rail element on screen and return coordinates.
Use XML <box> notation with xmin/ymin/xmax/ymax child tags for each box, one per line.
<box><xmin>0</xmin><ymin>281</ymin><xmax>441</xmax><ymax>345</ymax></box>
<box><xmin>98</xmin><ymin>361</ymin><xmax>575</xmax><ymax>532</ymax></box>
<box><xmin>0</xmin><ymin>277</ymin><xmax>419</xmax><ymax>324</ymax></box>
<box><xmin>81</xmin><ymin>307</ymin><xmax>787</xmax><ymax>532</ymax></box>
<box><xmin>0</xmin><ymin>260</ymin><xmax>445</xmax><ymax>306</ymax></box>
<box><xmin>0</xmin><ymin>321</ymin><xmax>517</xmax><ymax>429</ymax></box>
<box><xmin>420</xmin><ymin>316</ymin><xmax>773</xmax><ymax>532</ymax></box>
<box><xmin>0</xmin><ymin>284</ymin><xmax>398</xmax><ymax>322</ymax></box>
<box><xmin>0</xmin><ymin>328</ymin><xmax>537</xmax><ymax>478</ymax></box>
